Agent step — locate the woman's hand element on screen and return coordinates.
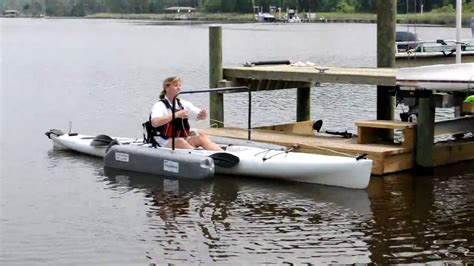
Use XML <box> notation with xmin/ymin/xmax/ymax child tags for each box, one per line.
<box><xmin>175</xmin><ymin>109</ymin><xmax>189</xmax><ymax>119</ymax></box>
<box><xmin>197</xmin><ymin>109</ymin><xmax>207</xmax><ymax>120</ymax></box>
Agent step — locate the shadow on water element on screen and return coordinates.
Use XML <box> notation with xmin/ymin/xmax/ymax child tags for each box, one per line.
<box><xmin>366</xmin><ymin>161</ymin><xmax>474</xmax><ymax>264</ymax></box>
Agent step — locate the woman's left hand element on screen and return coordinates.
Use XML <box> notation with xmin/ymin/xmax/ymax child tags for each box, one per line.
<box><xmin>197</xmin><ymin>109</ymin><xmax>207</xmax><ymax>120</ymax></box>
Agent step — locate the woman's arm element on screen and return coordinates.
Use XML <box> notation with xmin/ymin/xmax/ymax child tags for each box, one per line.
<box><xmin>181</xmin><ymin>100</ymin><xmax>203</xmax><ymax>120</ymax></box>
<box><xmin>150</xmin><ymin>102</ymin><xmax>188</xmax><ymax>127</ymax></box>
<box><xmin>151</xmin><ymin>110</ymin><xmax>188</xmax><ymax>127</ymax></box>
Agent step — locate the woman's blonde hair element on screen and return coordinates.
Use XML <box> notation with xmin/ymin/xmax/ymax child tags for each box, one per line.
<box><xmin>160</xmin><ymin>76</ymin><xmax>181</xmax><ymax>99</ymax></box>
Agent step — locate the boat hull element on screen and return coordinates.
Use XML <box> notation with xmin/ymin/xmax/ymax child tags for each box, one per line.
<box><xmin>46</xmin><ymin>131</ymin><xmax>372</xmax><ymax>189</ymax></box>
<box><xmin>104</xmin><ymin>145</ymin><xmax>215</xmax><ymax>180</ymax></box>
<box><xmin>215</xmin><ymin>146</ymin><xmax>372</xmax><ymax>189</ymax></box>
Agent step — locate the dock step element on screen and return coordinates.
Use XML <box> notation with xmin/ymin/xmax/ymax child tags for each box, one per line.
<box><xmin>355</xmin><ymin>120</ymin><xmax>416</xmax><ymax>149</ymax></box>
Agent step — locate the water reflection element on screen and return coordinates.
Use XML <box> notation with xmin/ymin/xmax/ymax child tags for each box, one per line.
<box><xmin>46</xmin><ymin>149</ymin><xmax>103</xmax><ymax>174</ymax></box>
<box><xmin>367</xmin><ymin>162</ymin><xmax>474</xmax><ymax>263</ymax></box>
<box><xmin>103</xmin><ymin>169</ymin><xmax>373</xmax><ymax>264</ymax></box>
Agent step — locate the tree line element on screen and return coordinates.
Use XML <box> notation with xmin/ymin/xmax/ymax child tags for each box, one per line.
<box><xmin>1</xmin><ymin>0</ymin><xmax>473</xmax><ymax>17</ymax></box>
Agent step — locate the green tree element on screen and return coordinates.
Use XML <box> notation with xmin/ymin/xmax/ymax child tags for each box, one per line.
<box><xmin>205</xmin><ymin>0</ymin><xmax>221</xmax><ymax>12</ymax></box>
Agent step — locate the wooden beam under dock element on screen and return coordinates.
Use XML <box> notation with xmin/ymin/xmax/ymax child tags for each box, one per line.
<box><xmin>224</xmin><ymin>65</ymin><xmax>397</xmax><ymax>87</ymax></box>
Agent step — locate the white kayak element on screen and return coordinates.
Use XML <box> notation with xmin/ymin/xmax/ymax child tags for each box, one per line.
<box><xmin>45</xmin><ymin>130</ymin><xmax>372</xmax><ymax>189</ymax></box>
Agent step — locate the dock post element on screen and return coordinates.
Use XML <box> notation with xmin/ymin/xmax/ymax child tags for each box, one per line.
<box><xmin>296</xmin><ymin>87</ymin><xmax>311</xmax><ymax>121</ymax></box>
<box><xmin>376</xmin><ymin>0</ymin><xmax>396</xmax><ymax>138</ymax></box>
<box><xmin>416</xmin><ymin>93</ymin><xmax>435</xmax><ymax>169</ymax></box>
<box><xmin>209</xmin><ymin>26</ymin><xmax>224</xmax><ymax>127</ymax></box>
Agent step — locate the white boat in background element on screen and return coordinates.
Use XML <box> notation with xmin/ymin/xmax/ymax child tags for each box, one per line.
<box><xmin>395</xmin><ymin>29</ymin><xmax>474</xmax><ymax>66</ymax></box>
<box><xmin>255</xmin><ymin>12</ymin><xmax>276</xmax><ymax>22</ymax></box>
<box><xmin>45</xmin><ymin>129</ymin><xmax>373</xmax><ymax>189</ymax></box>
<box><xmin>286</xmin><ymin>9</ymin><xmax>301</xmax><ymax>23</ymax></box>
<box><xmin>396</xmin><ymin>63</ymin><xmax>474</xmax><ymax>91</ymax></box>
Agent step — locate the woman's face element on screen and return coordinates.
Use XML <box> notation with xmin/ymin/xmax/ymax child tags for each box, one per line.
<box><xmin>166</xmin><ymin>81</ymin><xmax>181</xmax><ymax>98</ymax></box>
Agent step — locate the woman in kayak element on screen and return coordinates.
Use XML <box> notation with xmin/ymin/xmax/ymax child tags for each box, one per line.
<box><xmin>149</xmin><ymin>76</ymin><xmax>223</xmax><ymax>151</ymax></box>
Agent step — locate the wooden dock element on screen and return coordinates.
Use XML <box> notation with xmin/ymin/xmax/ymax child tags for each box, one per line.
<box><xmin>206</xmin><ymin>26</ymin><xmax>474</xmax><ymax>175</ymax></box>
<box><xmin>224</xmin><ymin>65</ymin><xmax>398</xmax><ymax>88</ymax></box>
<box><xmin>201</xmin><ymin>122</ymin><xmax>412</xmax><ymax>176</ymax></box>
<box><xmin>201</xmin><ymin>120</ymin><xmax>474</xmax><ymax>175</ymax></box>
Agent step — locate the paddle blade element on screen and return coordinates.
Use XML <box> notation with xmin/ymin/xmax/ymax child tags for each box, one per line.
<box><xmin>209</xmin><ymin>152</ymin><xmax>239</xmax><ymax>168</ymax></box>
<box><xmin>91</xmin><ymin>134</ymin><xmax>114</xmax><ymax>147</ymax></box>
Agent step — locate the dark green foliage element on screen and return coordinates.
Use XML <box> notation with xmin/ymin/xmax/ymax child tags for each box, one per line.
<box><xmin>1</xmin><ymin>0</ymin><xmax>472</xmax><ymax>16</ymax></box>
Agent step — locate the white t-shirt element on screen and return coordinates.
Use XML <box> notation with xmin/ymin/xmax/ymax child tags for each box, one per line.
<box><xmin>150</xmin><ymin>96</ymin><xmax>201</xmax><ymax>146</ymax></box>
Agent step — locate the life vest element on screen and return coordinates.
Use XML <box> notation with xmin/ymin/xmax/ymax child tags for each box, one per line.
<box><xmin>148</xmin><ymin>98</ymin><xmax>190</xmax><ymax>141</ymax></box>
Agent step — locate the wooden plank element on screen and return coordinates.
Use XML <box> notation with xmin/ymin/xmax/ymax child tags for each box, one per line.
<box><xmin>368</xmin><ymin>153</ymin><xmax>384</xmax><ymax>175</ymax></box>
<box><xmin>224</xmin><ymin>65</ymin><xmax>397</xmax><ymax>87</ymax></box>
<box><xmin>355</xmin><ymin>120</ymin><xmax>416</xmax><ymax>149</ymax></box>
<box><xmin>201</xmin><ymin>127</ymin><xmax>410</xmax><ymax>155</ymax></box>
<box><xmin>402</xmin><ymin>127</ymin><xmax>416</xmax><ymax>149</ymax></box>
<box><xmin>355</xmin><ymin>120</ymin><xmax>416</xmax><ymax>129</ymax></box>
<box><xmin>357</xmin><ymin>127</ymin><xmax>378</xmax><ymax>144</ymax></box>
<box><xmin>433</xmin><ymin>141</ymin><xmax>474</xmax><ymax>166</ymax></box>
<box><xmin>254</xmin><ymin>121</ymin><xmax>314</xmax><ymax>135</ymax></box>
<box><xmin>463</xmin><ymin>102</ymin><xmax>474</xmax><ymax>114</ymax></box>
<box><xmin>383</xmin><ymin>152</ymin><xmax>415</xmax><ymax>174</ymax></box>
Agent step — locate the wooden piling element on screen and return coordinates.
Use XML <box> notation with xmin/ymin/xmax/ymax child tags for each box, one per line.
<box><xmin>209</xmin><ymin>26</ymin><xmax>224</xmax><ymax>127</ymax></box>
<box><xmin>296</xmin><ymin>87</ymin><xmax>311</xmax><ymax>121</ymax></box>
<box><xmin>376</xmin><ymin>0</ymin><xmax>396</xmax><ymax>138</ymax></box>
<box><xmin>416</xmin><ymin>93</ymin><xmax>435</xmax><ymax>168</ymax></box>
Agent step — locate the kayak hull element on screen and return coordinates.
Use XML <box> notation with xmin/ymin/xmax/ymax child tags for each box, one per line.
<box><xmin>46</xmin><ymin>131</ymin><xmax>372</xmax><ymax>189</ymax></box>
<box><xmin>212</xmin><ymin>146</ymin><xmax>371</xmax><ymax>189</ymax></box>
<box><xmin>104</xmin><ymin>145</ymin><xmax>215</xmax><ymax>180</ymax></box>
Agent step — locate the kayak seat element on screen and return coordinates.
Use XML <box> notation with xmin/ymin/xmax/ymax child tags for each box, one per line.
<box><xmin>142</xmin><ymin>120</ymin><xmax>161</xmax><ymax>147</ymax></box>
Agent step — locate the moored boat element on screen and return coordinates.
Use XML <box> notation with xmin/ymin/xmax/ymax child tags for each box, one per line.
<box><xmin>395</xmin><ymin>31</ymin><xmax>474</xmax><ymax>66</ymax></box>
<box><xmin>45</xmin><ymin>129</ymin><xmax>372</xmax><ymax>189</ymax></box>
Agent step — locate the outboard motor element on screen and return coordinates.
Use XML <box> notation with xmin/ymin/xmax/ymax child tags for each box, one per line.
<box><xmin>396</xmin><ymin>31</ymin><xmax>420</xmax><ymax>51</ymax></box>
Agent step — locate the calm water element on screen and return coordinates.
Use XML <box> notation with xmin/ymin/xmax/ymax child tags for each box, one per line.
<box><xmin>1</xmin><ymin>18</ymin><xmax>474</xmax><ymax>264</ymax></box>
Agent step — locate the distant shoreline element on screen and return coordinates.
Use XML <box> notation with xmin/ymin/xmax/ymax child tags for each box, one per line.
<box><xmin>84</xmin><ymin>12</ymin><xmax>473</xmax><ymax>27</ymax></box>
<box><xmin>3</xmin><ymin>12</ymin><xmax>473</xmax><ymax>27</ymax></box>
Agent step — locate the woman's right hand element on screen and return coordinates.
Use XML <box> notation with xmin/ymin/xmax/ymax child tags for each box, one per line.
<box><xmin>175</xmin><ymin>109</ymin><xmax>189</xmax><ymax>119</ymax></box>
